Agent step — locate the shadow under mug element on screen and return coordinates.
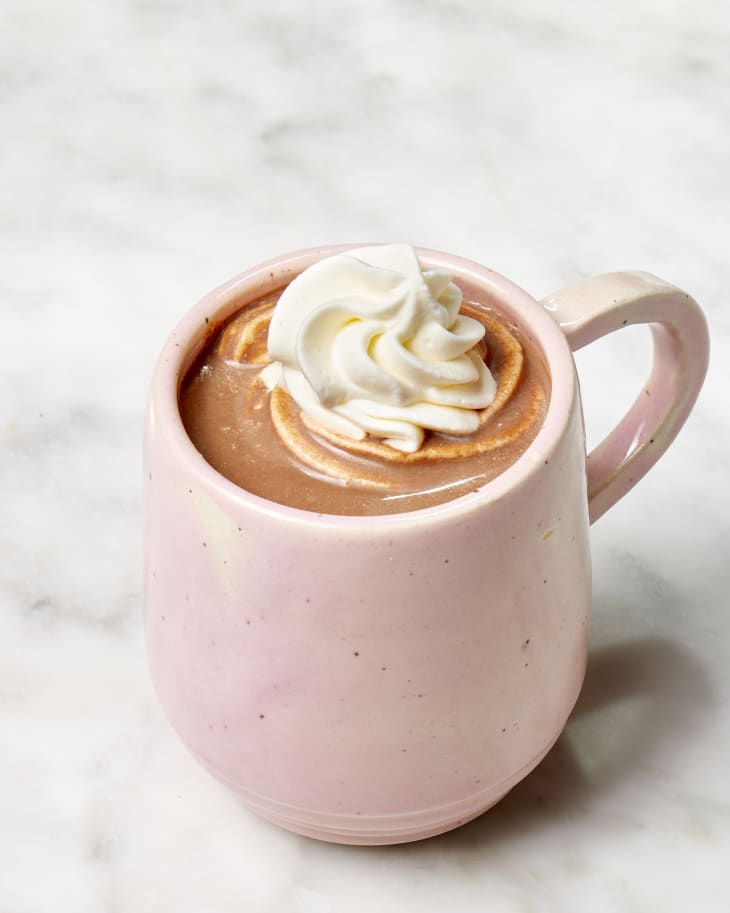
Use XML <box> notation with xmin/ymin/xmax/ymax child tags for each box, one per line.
<box><xmin>144</xmin><ymin>247</ymin><xmax>709</xmax><ymax>844</ymax></box>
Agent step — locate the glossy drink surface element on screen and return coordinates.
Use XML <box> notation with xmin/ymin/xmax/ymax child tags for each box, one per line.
<box><xmin>179</xmin><ymin>288</ymin><xmax>550</xmax><ymax>515</ymax></box>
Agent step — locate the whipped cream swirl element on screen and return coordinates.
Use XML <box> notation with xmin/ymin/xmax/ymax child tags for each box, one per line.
<box><xmin>261</xmin><ymin>244</ymin><xmax>497</xmax><ymax>452</ymax></box>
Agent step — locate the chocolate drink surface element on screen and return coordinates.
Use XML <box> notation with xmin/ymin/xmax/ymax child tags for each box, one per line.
<box><xmin>179</xmin><ymin>287</ymin><xmax>551</xmax><ymax>515</ymax></box>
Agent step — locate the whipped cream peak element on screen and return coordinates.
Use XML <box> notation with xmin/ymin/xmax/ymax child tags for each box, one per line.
<box><xmin>262</xmin><ymin>244</ymin><xmax>497</xmax><ymax>453</ymax></box>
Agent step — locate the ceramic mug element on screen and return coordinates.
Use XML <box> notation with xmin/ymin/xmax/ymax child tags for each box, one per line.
<box><xmin>144</xmin><ymin>247</ymin><xmax>709</xmax><ymax>844</ymax></box>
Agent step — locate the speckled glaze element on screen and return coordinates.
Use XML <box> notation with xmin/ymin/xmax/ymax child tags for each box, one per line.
<box><xmin>143</xmin><ymin>247</ymin><xmax>708</xmax><ymax>844</ymax></box>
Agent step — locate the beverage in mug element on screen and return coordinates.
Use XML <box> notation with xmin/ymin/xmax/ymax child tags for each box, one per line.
<box><xmin>180</xmin><ymin>245</ymin><xmax>550</xmax><ymax>514</ymax></box>
<box><xmin>144</xmin><ymin>244</ymin><xmax>708</xmax><ymax>844</ymax></box>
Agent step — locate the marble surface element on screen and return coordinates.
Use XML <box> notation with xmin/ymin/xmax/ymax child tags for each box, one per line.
<box><xmin>2</xmin><ymin>1</ymin><xmax>729</xmax><ymax>910</ymax></box>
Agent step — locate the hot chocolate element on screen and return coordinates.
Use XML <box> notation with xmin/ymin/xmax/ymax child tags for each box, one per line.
<box><xmin>179</xmin><ymin>248</ymin><xmax>550</xmax><ymax>515</ymax></box>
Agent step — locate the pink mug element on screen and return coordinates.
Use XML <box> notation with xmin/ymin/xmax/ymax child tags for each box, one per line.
<box><xmin>144</xmin><ymin>246</ymin><xmax>709</xmax><ymax>844</ymax></box>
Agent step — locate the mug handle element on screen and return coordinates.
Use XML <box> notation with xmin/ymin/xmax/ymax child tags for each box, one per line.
<box><xmin>541</xmin><ymin>272</ymin><xmax>709</xmax><ymax>524</ymax></box>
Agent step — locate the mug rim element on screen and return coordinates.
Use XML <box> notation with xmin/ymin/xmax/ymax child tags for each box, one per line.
<box><xmin>147</xmin><ymin>244</ymin><xmax>578</xmax><ymax>527</ymax></box>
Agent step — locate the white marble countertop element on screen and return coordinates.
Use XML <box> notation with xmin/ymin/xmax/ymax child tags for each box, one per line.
<box><xmin>2</xmin><ymin>1</ymin><xmax>729</xmax><ymax>910</ymax></box>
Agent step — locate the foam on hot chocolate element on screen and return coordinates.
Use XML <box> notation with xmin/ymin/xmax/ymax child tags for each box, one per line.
<box><xmin>261</xmin><ymin>245</ymin><xmax>498</xmax><ymax>454</ymax></box>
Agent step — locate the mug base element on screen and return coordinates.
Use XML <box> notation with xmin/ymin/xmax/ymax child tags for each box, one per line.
<box><xmin>192</xmin><ymin>734</ymin><xmax>560</xmax><ymax>845</ymax></box>
<box><xmin>244</xmin><ymin>794</ymin><xmax>507</xmax><ymax>845</ymax></box>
